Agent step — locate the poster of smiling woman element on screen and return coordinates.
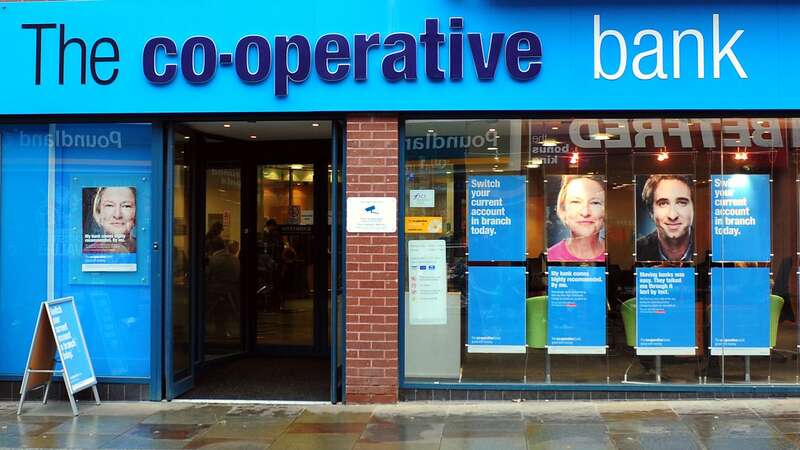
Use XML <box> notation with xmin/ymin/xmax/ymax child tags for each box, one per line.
<box><xmin>635</xmin><ymin>175</ymin><xmax>695</xmax><ymax>263</ymax></box>
<box><xmin>81</xmin><ymin>186</ymin><xmax>138</xmax><ymax>272</ymax></box>
<box><xmin>545</xmin><ymin>175</ymin><xmax>606</xmax><ymax>262</ymax></box>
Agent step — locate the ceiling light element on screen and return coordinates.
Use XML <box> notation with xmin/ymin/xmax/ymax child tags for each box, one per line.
<box><xmin>183</xmin><ymin>136</ymin><xmax>190</xmax><ymax>140</ymax></box>
<box><xmin>591</xmin><ymin>133</ymin><xmax>611</xmax><ymax>141</ymax></box>
<box><xmin>488</xmin><ymin>128</ymin><xmax>496</xmax><ymax>132</ymax></box>
<box><xmin>569</xmin><ymin>151</ymin><xmax>579</xmax><ymax>164</ymax></box>
<box><xmin>756</xmin><ymin>120</ymin><xmax>765</xmax><ymax>125</ymax></box>
<box><xmin>542</xmin><ymin>139</ymin><xmax>559</xmax><ymax>147</ymax></box>
<box><xmin>312</xmin><ymin>123</ymin><xmax>320</xmax><ymax>127</ymax></box>
<box><xmin>657</xmin><ymin>151</ymin><xmax>669</xmax><ymax>161</ymax></box>
<box><xmin>290</xmin><ymin>164</ymin><xmax>304</xmax><ymax>170</ymax></box>
<box><xmin>487</xmin><ymin>147</ymin><xmax>498</xmax><ymax>151</ymax></box>
<box><xmin>250</xmin><ymin>135</ymin><xmax>257</xmax><ymax>139</ymax></box>
<box><xmin>223</xmin><ymin>124</ymin><xmax>231</xmax><ymax>128</ymax></box>
<box><xmin>551</xmin><ymin>126</ymin><xmax>559</xmax><ymax>130</ymax></box>
<box><xmin>427</xmin><ymin>129</ymin><xmax>435</xmax><ymax>133</ymax></box>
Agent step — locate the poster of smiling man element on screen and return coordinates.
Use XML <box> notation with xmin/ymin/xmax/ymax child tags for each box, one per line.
<box><xmin>635</xmin><ymin>175</ymin><xmax>695</xmax><ymax>263</ymax></box>
<box><xmin>81</xmin><ymin>186</ymin><xmax>138</xmax><ymax>272</ymax></box>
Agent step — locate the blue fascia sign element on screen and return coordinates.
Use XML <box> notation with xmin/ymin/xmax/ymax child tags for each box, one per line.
<box><xmin>0</xmin><ymin>1</ymin><xmax>797</xmax><ymax>113</ymax></box>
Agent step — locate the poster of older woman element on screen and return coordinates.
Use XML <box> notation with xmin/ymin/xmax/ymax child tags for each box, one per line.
<box><xmin>81</xmin><ymin>186</ymin><xmax>138</xmax><ymax>272</ymax></box>
<box><xmin>545</xmin><ymin>175</ymin><xmax>606</xmax><ymax>262</ymax></box>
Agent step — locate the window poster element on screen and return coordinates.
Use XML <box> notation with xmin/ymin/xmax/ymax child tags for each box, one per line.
<box><xmin>547</xmin><ymin>266</ymin><xmax>606</xmax><ymax>354</ymax></box>
<box><xmin>81</xmin><ymin>186</ymin><xmax>138</xmax><ymax>272</ymax></box>
<box><xmin>635</xmin><ymin>267</ymin><xmax>696</xmax><ymax>355</ymax></box>
<box><xmin>545</xmin><ymin>175</ymin><xmax>606</xmax><ymax>262</ymax></box>
<box><xmin>466</xmin><ymin>175</ymin><xmax>525</xmax><ymax>262</ymax></box>
<box><xmin>710</xmin><ymin>267</ymin><xmax>771</xmax><ymax>355</ymax></box>
<box><xmin>635</xmin><ymin>175</ymin><xmax>695</xmax><ymax>262</ymax></box>
<box><xmin>711</xmin><ymin>174</ymin><xmax>770</xmax><ymax>262</ymax></box>
<box><xmin>408</xmin><ymin>239</ymin><xmax>447</xmax><ymax>325</ymax></box>
<box><xmin>467</xmin><ymin>265</ymin><xmax>526</xmax><ymax>353</ymax></box>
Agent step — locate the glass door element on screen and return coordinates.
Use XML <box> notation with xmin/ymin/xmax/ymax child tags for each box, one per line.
<box><xmin>166</xmin><ymin>126</ymin><xmax>195</xmax><ymax>399</ymax></box>
<box><xmin>254</xmin><ymin>164</ymin><xmax>318</xmax><ymax>348</ymax></box>
<box><xmin>202</xmin><ymin>163</ymin><xmax>245</xmax><ymax>360</ymax></box>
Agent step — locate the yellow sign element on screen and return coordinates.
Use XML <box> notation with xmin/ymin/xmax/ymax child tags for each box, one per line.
<box><xmin>406</xmin><ymin>216</ymin><xmax>443</xmax><ymax>234</ymax></box>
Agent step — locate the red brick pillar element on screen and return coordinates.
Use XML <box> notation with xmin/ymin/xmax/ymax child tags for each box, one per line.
<box><xmin>345</xmin><ymin>114</ymin><xmax>399</xmax><ymax>404</ymax></box>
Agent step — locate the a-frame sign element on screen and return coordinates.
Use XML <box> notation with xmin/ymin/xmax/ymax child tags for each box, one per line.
<box><xmin>17</xmin><ymin>297</ymin><xmax>100</xmax><ymax>416</ymax></box>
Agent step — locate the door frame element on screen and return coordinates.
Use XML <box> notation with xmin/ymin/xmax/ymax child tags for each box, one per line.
<box><xmin>200</xmin><ymin>140</ymin><xmax>331</xmax><ymax>356</ymax></box>
<box><xmin>163</xmin><ymin>121</ymin><xmax>346</xmax><ymax>402</ymax></box>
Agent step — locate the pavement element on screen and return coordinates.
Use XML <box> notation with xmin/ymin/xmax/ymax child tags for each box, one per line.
<box><xmin>2</xmin><ymin>398</ymin><xmax>800</xmax><ymax>449</ymax></box>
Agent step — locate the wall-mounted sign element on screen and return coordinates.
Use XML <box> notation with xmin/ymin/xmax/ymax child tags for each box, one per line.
<box><xmin>346</xmin><ymin>197</ymin><xmax>397</xmax><ymax>233</ymax></box>
<box><xmin>1</xmin><ymin>2</ymin><xmax>793</xmax><ymax>114</ymax></box>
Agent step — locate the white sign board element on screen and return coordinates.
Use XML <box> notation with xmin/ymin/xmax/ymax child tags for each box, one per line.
<box><xmin>410</xmin><ymin>189</ymin><xmax>435</xmax><ymax>208</ymax></box>
<box><xmin>408</xmin><ymin>240</ymin><xmax>447</xmax><ymax>325</ymax></box>
<box><xmin>346</xmin><ymin>197</ymin><xmax>397</xmax><ymax>233</ymax></box>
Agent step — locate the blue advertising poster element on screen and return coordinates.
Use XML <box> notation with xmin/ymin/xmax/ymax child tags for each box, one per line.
<box><xmin>711</xmin><ymin>174</ymin><xmax>770</xmax><ymax>262</ymax></box>
<box><xmin>710</xmin><ymin>267</ymin><xmax>771</xmax><ymax>355</ymax></box>
<box><xmin>45</xmin><ymin>297</ymin><xmax>97</xmax><ymax>393</ymax></box>
<box><xmin>467</xmin><ymin>266</ymin><xmax>526</xmax><ymax>353</ymax></box>
<box><xmin>635</xmin><ymin>267</ymin><xmax>695</xmax><ymax>355</ymax></box>
<box><xmin>467</xmin><ymin>175</ymin><xmax>526</xmax><ymax>262</ymax></box>
<box><xmin>547</xmin><ymin>266</ymin><xmax>606</xmax><ymax>353</ymax></box>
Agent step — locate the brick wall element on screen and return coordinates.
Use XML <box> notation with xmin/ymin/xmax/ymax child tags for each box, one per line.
<box><xmin>345</xmin><ymin>114</ymin><xmax>399</xmax><ymax>404</ymax></box>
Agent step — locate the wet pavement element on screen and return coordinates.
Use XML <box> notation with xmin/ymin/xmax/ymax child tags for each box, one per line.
<box><xmin>3</xmin><ymin>398</ymin><xmax>800</xmax><ymax>449</ymax></box>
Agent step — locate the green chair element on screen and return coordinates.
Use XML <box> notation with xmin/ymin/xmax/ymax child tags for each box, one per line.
<box><xmin>621</xmin><ymin>297</ymin><xmax>636</xmax><ymax>347</ymax></box>
<box><xmin>770</xmin><ymin>295</ymin><xmax>784</xmax><ymax>348</ymax></box>
<box><xmin>526</xmin><ymin>296</ymin><xmax>548</xmax><ymax>348</ymax></box>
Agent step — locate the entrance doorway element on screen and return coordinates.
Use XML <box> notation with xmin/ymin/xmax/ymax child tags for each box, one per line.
<box><xmin>165</xmin><ymin>121</ymin><xmax>344</xmax><ymax>402</ymax></box>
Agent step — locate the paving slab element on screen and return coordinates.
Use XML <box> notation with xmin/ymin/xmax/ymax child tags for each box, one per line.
<box><xmin>0</xmin><ymin>399</ymin><xmax>798</xmax><ymax>449</ymax></box>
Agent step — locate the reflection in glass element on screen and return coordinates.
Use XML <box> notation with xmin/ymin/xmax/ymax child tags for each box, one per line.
<box><xmin>204</xmin><ymin>166</ymin><xmax>243</xmax><ymax>359</ymax></box>
<box><xmin>403</xmin><ymin>118</ymin><xmax>800</xmax><ymax>389</ymax></box>
<box><xmin>256</xmin><ymin>164</ymin><xmax>315</xmax><ymax>346</ymax></box>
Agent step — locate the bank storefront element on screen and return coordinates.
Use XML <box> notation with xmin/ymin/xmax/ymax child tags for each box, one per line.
<box><xmin>1</xmin><ymin>1</ymin><xmax>800</xmax><ymax>403</ymax></box>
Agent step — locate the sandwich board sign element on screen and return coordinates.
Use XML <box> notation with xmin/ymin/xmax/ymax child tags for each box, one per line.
<box><xmin>17</xmin><ymin>297</ymin><xmax>100</xmax><ymax>415</ymax></box>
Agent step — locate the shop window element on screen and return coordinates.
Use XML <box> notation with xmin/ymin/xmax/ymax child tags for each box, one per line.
<box><xmin>0</xmin><ymin>123</ymin><xmax>154</xmax><ymax>378</ymax></box>
<box><xmin>402</xmin><ymin>118</ymin><xmax>799</xmax><ymax>387</ymax></box>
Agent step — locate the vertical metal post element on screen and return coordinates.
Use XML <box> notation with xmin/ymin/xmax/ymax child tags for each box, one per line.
<box><xmin>16</xmin><ymin>370</ymin><xmax>30</xmax><ymax>415</ymax></box>
<box><xmin>42</xmin><ymin>380</ymin><xmax>51</xmax><ymax>404</ymax></box>
<box><xmin>91</xmin><ymin>385</ymin><xmax>101</xmax><ymax>405</ymax></box>
<box><xmin>66</xmin><ymin>390</ymin><xmax>79</xmax><ymax>416</ymax></box>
